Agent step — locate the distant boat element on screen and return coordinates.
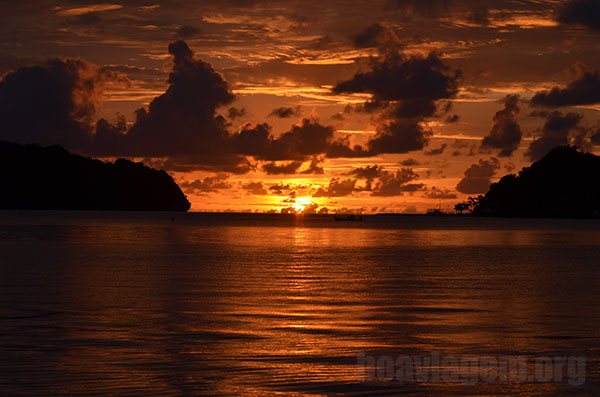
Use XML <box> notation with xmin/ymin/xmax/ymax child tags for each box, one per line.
<box><xmin>334</xmin><ymin>214</ymin><xmax>363</xmax><ymax>221</ymax></box>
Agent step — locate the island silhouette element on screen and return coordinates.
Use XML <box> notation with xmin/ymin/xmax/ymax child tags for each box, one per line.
<box><xmin>0</xmin><ymin>141</ymin><xmax>190</xmax><ymax>211</ymax></box>
<box><xmin>457</xmin><ymin>146</ymin><xmax>600</xmax><ymax>218</ymax></box>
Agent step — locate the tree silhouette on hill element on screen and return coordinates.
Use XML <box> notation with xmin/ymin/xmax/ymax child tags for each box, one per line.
<box><xmin>463</xmin><ymin>146</ymin><xmax>600</xmax><ymax>218</ymax></box>
<box><xmin>0</xmin><ymin>141</ymin><xmax>191</xmax><ymax>211</ymax></box>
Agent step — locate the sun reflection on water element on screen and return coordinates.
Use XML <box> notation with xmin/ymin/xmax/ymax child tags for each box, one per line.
<box><xmin>1</xmin><ymin>216</ymin><xmax>600</xmax><ymax>395</ymax></box>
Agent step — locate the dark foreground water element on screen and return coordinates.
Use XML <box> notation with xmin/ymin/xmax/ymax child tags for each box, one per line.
<box><xmin>1</xmin><ymin>212</ymin><xmax>600</xmax><ymax>396</ymax></box>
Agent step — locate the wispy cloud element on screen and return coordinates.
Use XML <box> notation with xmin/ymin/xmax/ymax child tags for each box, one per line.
<box><xmin>55</xmin><ymin>3</ymin><xmax>124</xmax><ymax>16</ymax></box>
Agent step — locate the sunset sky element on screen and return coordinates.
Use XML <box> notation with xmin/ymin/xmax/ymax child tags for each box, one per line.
<box><xmin>1</xmin><ymin>0</ymin><xmax>600</xmax><ymax>213</ymax></box>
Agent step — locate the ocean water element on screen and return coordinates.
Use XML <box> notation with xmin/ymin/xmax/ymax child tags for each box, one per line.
<box><xmin>1</xmin><ymin>211</ymin><xmax>600</xmax><ymax>396</ymax></box>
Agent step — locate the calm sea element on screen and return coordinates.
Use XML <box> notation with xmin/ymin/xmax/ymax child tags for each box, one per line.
<box><xmin>1</xmin><ymin>212</ymin><xmax>600</xmax><ymax>396</ymax></box>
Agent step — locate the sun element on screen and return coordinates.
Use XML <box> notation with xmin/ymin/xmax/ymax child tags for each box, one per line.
<box><xmin>292</xmin><ymin>197</ymin><xmax>313</xmax><ymax>213</ymax></box>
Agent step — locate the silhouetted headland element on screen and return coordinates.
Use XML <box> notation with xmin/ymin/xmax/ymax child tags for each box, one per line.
<box><xmin>0</xmin><ymin>141</ymin><xmax>190</xmax><ymax>211</ymax></box>
<box><xmin>465</xmin><ymin>146</ymin><xmax>600</xmax><ymax>218</ymax></box>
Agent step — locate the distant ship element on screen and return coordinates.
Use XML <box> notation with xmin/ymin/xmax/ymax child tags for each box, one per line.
<box><xmin>333</xmin><ymin>214</ymin><xmax>363</xmax><ymax>221</ymax></box>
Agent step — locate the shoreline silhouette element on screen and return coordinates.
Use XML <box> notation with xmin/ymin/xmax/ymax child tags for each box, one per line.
<box><xmin>457</xmin><ymin>146</ymin><xmax>600</xmax><ymax>219</ymax></box>
<box><xmin>0</xmin><ymin>141</ymin><xmax>190</xmax><ymax>211</ymax></box>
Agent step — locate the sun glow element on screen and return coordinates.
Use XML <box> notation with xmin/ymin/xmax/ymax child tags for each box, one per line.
<box><xmin>292</xmin><ymin>197</ymin><xmax>313</xmax><ymax>213</ymax></box>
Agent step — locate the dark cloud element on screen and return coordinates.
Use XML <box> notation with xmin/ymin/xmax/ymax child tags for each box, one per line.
<box><xmin>0</xmin><ymin>39</ymin><xmax>367</xmax><ymax>172</ymax></box>
<box><xmin>345</xmin><ymin>165</ymin><xmax>423</xmax><ymax>196</ymax></box>
<box><xmin>425</xmin><ymin>187</ymin><xmax>458</xmax><ymax>200</ymax></box>
<box><xmin>242</xmin><ymin>181</ymin><xmax>268</xmax><ymax>195</ymax></box>
<box><xmin>333</xmin><ymin>46</ymin><xmax>460</xmax><ymax>155</ymax></box>
<box><xmin>557</xmin><ymin>0</ymin><xmax>600</xmax><ymax>30</ymax></box>
<box><xmin>232</xmin><ymin>123</ymin><xmax>272</xmax><ymax>158</ymax></box>
<box><xmin>530</xmin><ymin>69</ymin><xmax>600</xmax><ymax>108</ymax></box>
<box><xmin>91</xmin><ymin>40</ymin><xmax>256</xmax><ymax>172</ymax></box>
<box><xmin>386</xmin><ymin>98</ymin><xmax>439</xmax><ymax>119</ymax></box>
<box><xmin>334</xmin><ymin>53</ymin><xmax>460</xmax><ymax>103</ymax></box>
<box><xmin>349</xmin><ymin>165</ymin><xmax>382</xmax><ymax>180</ymax></box>
<box><xmin>123</xmin><ymin>40</ymin><xmax>236</xmax><ymax>157</ymax></box>
<box><xmin>262</xmin><ymin>161</ymin><xmax>303</xmax><ymax>175</ymax></box>
<box><xmin>368</xmin><ymin>121</ymin><xmax>431</xmax><ymax>154</ymax></box>
<box><xmin>268</xmin><ymin>106</ymin><xmax>302</xmax><ymax>118</ymax></box>
<box><xmin>0</xmin><ymin>58</ymin><xmax>108</xmax><ymax>150</ymax></box>
<box><xmin>352</xmin><ymin>23</ymin><xmax>387</xmax><ymax>48</ymax></box>
<box><xmin>302</xmin><ymin>202</ymin><xmax>320</xmax><ymax>214</ymax></box>
<box><xmin>277</xmin><ymin>120</ymin><xmax>336</xmax><ymax>158</ymax></box>
<box><xmin>456</xmin><ymin>158</ymin><xmax>500</xmax><ymax>194</ymax></box>
<box><xmin>592</xmin><ymin>129</ymin><xmax>600</xmax><ymax>145</ymax></box>
<box><xmin>470</xmin><ymin>5</ymin><xmax>490</xmax><ymax>26</ymax></box>
<box><xmin>227</xmin><ymin>107</ymin><xmax>247</xmax><ymax>120</ymax></box>
<box><xmin>94</xmin><ymin>116</ymin><xmax>127</xmax><ymax>152</ymax></box>
<box><xmin>313</xmin><ymin>178</ymin><xmax>357</xmax><ymax>197</ymax></box>
<box><xmin>446</xmin><ymin>114</ymin><xmax>460</xmax><ymax>123</ymax></box>
<box><xmin>236</xmin><ymin>118</ymin><xmax>336</xmax><ymax>161</ymax></box>
<box><xmin>481</xmin><ymin>95</ymin><xmax>522</xmax><ymax>157</ymax></box>
<box><xmin>269</xmin><ymin>183</ymin><xmax>292</xmax><ymax>195</ymax></box>
<box><xmin>301</xmin><ymin>157</ymin><xmax>325</xmax><ymax>174</ymax></box>
<box><xmin>348</xmin><ymin>165</ymin><xmax>382</xmax><ymax>190</ymax></box>
<box><xmin>400</xmin><ymin>158</ymin><xmax>420</xmax><ymax>166</ymax></box>
<box><xmin>180</xmin><ymin>174</ymin><xmax>231</xmax><ymax>193</ymax></box>
<box><xmin>451</xmin><ymin>140</ymin><xmax>477</xmax><ymax>157</ymax></box>
<box><xmin>424</xmin><ymin>143</ymin><xmax>448</xmax><ymax>156</ymax></box>
<box><xmin>234</xmin><ymin>119</ymin><xmax>366</xmax><ymax>163</ymax></box>
<box><xmin>120</xmin><ymin>42</ymin><xmax>364</xmax><ymax>168</ymax></box>
<box><xmin>330</xmin><ymin>112</ymin><xmax>345</xmax><ymax>121</ymax></box>
<box><xmin>371</xmin><ymin>168</ymin><xmax>423</xmax><ymax>196</ymax></box>
<box><xmin>158</xmin><ymin>154</ymin><xmax>252</xmax><ymax>174</ymax></box>
<box><xmin>325</xmin><ymin>136</ymin><xmax>371</xmax><ymax>158</ymax></box>
<box><xmin>526</xmin><ymin>111</ymin><xmax>586</xmax><ymax>161</ymax></box>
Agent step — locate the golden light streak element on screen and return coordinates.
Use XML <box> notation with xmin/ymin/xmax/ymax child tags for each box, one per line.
<box><xmin>55</xmin><ymin>4</ymin><xmax>123</xmax><ymax>16</ymax></box>
<box><xmin>489</xmin><ymin>16</ymin><xmax>559</xmax><ymax>29</ymax></box>
<box><xmin>285</xmin><ymin>58</ymin><xmax>356</xmax><ymax>65</ymax></box>
<box><xmin>431</xmin><ymin>134</ymin><xmax>482</xmax><ymax>141</ymax></box>
<box><xmin>101</xmin><ymin>89</ymin><xmax>166</xmax><ymax>102</ymax></box>
<box><xmin>233</xmin><ymin>85</ymin><xmax>370</xmax><ymax>104</ymax></box>
<box><xmin>285</xmin><ymin>49</ymin><xmax>372</xmax><ymax>65</ymax></box>
<box><xmin>575</xmin><ymin>104</ymin><xmax>600</xmax><ymax>112</ymax></box>
<box><xmin>336</xmin><ymin>129</ymin><xmax>376</xmax><ymax>135</ymax></box>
